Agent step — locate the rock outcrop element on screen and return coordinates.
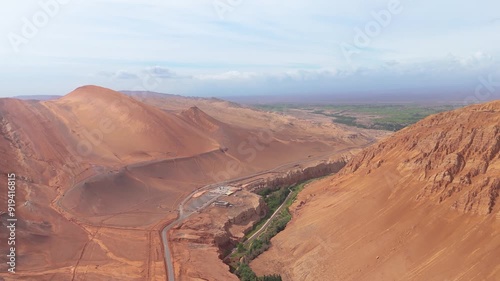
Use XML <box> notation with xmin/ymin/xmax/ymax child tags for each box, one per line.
<box><xmin>343</xmin><ymin>100</ymin><xmax>500</xmax><ymax>215</ymax></box>
<box><xmin>247</xmin><ymin>159</ymin><xmax>348</xmax><ymax>193</ymax></box>
<box><xmin>252</xmin><ymin>100</ymin><xmax>500</xmax><ymax>281</ymax></box>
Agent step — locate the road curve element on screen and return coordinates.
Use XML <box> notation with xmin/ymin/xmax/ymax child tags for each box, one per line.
<box><xmin>160</xmin><ymin>143</ymin><xmax>376</xmax><ymax>281</ymax></box>
<box><xmin>51</xmin><ymin>137</ymin><xmax>375</xmax><ymax>281</ymax></box>
<box><xmin>160</xmin><ymin>172</ymin><xmax>278</xmax><ymax>281</ymax></box>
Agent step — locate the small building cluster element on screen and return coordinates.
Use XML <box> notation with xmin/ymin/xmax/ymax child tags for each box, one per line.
<box><xmin>211</xmin><ymin>186</ymin><xmax>243</xmax><ymax>208</ymax></box>
<box><xmin>210</xmin><ymin>185</ymin><xmax>242</xmax><ymax>196</ymax></box>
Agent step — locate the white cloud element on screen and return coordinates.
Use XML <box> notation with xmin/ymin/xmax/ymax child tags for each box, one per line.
<box><xmin>1</xmin><ymin>0</ymin><xmax>500</xmax><ymax>97</ymax></box>
<box><xmin>195</xmin><ymin>71</ymin><xmax>257</xmax><ymax>81</ymax></box>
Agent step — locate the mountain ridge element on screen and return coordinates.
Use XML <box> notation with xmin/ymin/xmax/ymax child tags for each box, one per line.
<box><xmin>252</xmin><ymin>100</ymin><xmax>500</xmax><ymax>281</ymax></box>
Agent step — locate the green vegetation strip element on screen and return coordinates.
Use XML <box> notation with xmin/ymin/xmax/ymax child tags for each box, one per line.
<box><xmin>229</xmin><ymin>182</ymin><xmax>309</xmax><ymax>281</ymax></box>
<box><xmin>311</xmin><ymin>105</ymin><xmax>456</xmax><ymax>131</ymax></box>
<box><xmin>257</xmin><ymin>104</ymin><xmax>458</xmax><ymax>131</ymax></box>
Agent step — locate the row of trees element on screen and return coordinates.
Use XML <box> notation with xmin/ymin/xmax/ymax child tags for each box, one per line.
<box><xmin>236</xmin><ymin>263</ymin><xmax>282</xmax><ymax>281</ymax></box>
<box><xmin>233</xmin><ymin>182</ymin><xmax>311</xmax><ymax>281</ymax></box>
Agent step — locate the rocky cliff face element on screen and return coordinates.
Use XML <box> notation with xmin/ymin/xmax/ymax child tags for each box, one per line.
<box><xmin>170</xmin><ymin>159</ymin><xmax>351</xmax><ymax>280</ymax></box>
<box><xmin>170</xmin><ymin>190</ymin><xmax>266</xmax><ymax>281</ymax></box>
<box><xmin>343</xmin><ymin>101</ymin><xmax>500</xmax><ymax>215</ymax></box>
<box><xmin>172</xmin><ymin>191</ymin><xmax>266</xmax><ymax>256</ymax></box>
<box><xmin>252</xmin><ymin>101</ymin><xmax>500</xmax><ymax>281</ymax></box>
<box><xmin>247</xmin><ymin>159</ymin><xmax>348</xmax><ymax>193</ymax></box>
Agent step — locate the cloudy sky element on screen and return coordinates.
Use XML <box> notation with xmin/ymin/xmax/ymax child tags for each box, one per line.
<box><xmin>0</xmin><ymin>0</ymin><xmax>499</xmax><ymax>100</ymax></box>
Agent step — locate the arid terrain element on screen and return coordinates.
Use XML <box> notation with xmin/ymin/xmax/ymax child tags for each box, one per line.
<box><xmin>3</xmin><ymin>1</ymin><xmax>498</xmax><ymax>280</ymax></box>
<box><xmin>252</xmin><ymin>100</ymin><xmax>500</xmax><ymax>280</ymax></box>
<box><xmin>0</xmin><ymin>85</ymin><xmax>381</xmax><ymax>280</ymax></box>
<box><xmin>2</xmin><ymin>85</ymin><xmax>497</xmax><ymax>281</ymax></box>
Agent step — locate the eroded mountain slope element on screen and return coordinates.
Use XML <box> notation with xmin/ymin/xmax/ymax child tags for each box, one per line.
<box><xmin>252</xmin><ymin>100</ymin><xmax>500</xmax><ymax>281</ymax></box>
<box><xmin>0</xmin><ymin>85</ymin><xmax>378</xmax><ymax>280</ymax></box>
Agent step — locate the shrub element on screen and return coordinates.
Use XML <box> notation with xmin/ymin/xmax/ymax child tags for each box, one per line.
<box><xmin>237</xmin><ymin>243</ymin><xmax>246</xmax><ymax>253</ymax></box>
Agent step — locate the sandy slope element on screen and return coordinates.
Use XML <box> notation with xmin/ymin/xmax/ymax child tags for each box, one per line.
<box><xmin>0</xmin><ymin>86</ymin><xmax>226</xmax><ymax>280</ymax></box>
<box><xmin>0</xmin><ymin>85</ymin><xmax>377</xmax><ymax>280</ymax></box>
<box><xmin>252</xmin><ymin>100</ymin><xmax>500</xmax><ymax>280</ymax></box>
<box><xmin>44</xmin><ymin>85</ymin><xmax>220</xmax><ymax>163</ymax></box>
<box><xmin>125</xmin><ymin>90</ymin><xmax>387</xmax><ymax>144</ymax></box>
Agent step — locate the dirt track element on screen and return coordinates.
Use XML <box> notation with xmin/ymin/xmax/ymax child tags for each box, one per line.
<box><xmin>47</xmin><ymin>144</ymin><xmax>367</xmax><ymax>281</ymax></box>
<box><xmin>162</xmin><ymin>142</ymin><xmax>375</xmax><ymax>280</ymax></box>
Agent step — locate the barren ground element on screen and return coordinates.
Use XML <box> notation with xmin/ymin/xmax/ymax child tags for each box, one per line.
<box><xmin>0</xmin><ymin>86</ymin><xmax>382</xmax><ymax>280</ymax></box>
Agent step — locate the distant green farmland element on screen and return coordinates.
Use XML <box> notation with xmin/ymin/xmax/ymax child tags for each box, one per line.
<box><xmin>255</xmin><ymin>103</ymin><xmax>460</xmax><ymax>131</ymax></box>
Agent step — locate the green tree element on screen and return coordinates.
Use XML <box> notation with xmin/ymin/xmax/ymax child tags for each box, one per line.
<box><xmin>237</xmin><ymin>243</ymin><xmax>246</xmax><ymax>253</ymax></box>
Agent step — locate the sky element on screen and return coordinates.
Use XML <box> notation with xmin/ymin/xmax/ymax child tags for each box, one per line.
<box><xmin>0</xmin><ymin>0</ymin><xmax>499</xmax><ymax>102</ymax></box>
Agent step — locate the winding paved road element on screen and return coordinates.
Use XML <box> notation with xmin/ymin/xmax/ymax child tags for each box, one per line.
<box><xmin>52</xmin><ymin>140</ymin><xmax>374</xmax><ymax>281</ymax></box>
<box><xmin>160</xmin><ymin>142</ymin><xmax>376</xmax><ymax>281</ymax></box>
